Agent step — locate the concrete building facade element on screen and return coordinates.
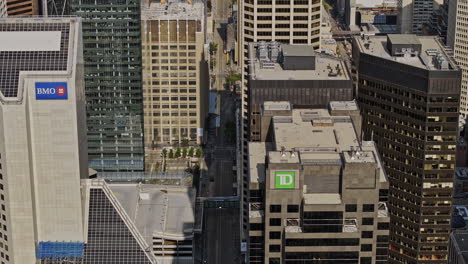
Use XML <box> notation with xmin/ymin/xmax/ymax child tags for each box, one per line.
<box><xmin>0</xmin><ymin>17</ymin><xmax>86</xmax><ymax>263</ymax></box>
<box><xmin>245</xmin><ymin>101</ymin><xmax>389</xmax><ymax>264</ymax></box>
<box><xmin>447</xmin><ymin>0</ymin><xmax>468</xmax><ymax>115</ymax></box>
<box><xmin>399</xmin><ymin>0</ymin><xmax>444</xmax><ymax>33</ymax></box>
<box><xmin>141</xmin><ymin>0</ymin><xmax>208</xmax><ymax>147</ymax></box>
<box><xmin>247</xmin><ymin>42</ymin><xmax>353</xmax><ymax>141</ymax></box>
<box><xmin>354</xmin><ymin>34</ymin><xmax>461</xmax><ymax>263</ymax></box>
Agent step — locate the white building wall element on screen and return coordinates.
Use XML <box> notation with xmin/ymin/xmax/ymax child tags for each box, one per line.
<box><xmin>0</xmin><ymin>18</ymin><xmax>86</xmax><ymax>263</ymax></box>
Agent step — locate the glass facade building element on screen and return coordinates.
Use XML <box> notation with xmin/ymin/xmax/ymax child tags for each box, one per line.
<box><xmin>71</xmin><ymin>0</ymin><xmax>144</xmax><ymax>171</ymax></box>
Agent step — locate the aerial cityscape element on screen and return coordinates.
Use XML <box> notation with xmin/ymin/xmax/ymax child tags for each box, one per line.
<box><xmin>1</xmin><ymin>0</ymin><xmax>468</xmax><ymax>263</ymax></box>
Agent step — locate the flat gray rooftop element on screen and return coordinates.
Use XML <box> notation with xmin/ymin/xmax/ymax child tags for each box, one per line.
<box><xmin>248</xmin><ymin>42</ymin><xmax>350</xmax><ymax>81</ymax></box>
<box><xmin>141</xmin><ymin>0</ymin><xmax>204</xmax><ymax>20</ymax></box>
<box><xmin>282</xmin><ymin>45</ymin><xmax>315</xmax><ymax>57</ymax></box>
<box><xmin>388</xmin><ymin>34</ymin><xmax>421</xmax><ymax>45</ymax></box>
<box><xmin>329</xmin><ymin>101</ymin><xmax>359</xmax><ymax>111</ymax></box>
<box><xmin>110</xmin><ymin>184</ymin><xmax>195</xmax><ymax>242</ymax></box>
<box><xmin>273</xmin><ymin>109</ymin><xmax>359</xmax><ymax>151</ymax></box>
<box><xmin>355</xmin><ymin>35</ymin><xmax>458</xmax><ymax>71</ymax></box>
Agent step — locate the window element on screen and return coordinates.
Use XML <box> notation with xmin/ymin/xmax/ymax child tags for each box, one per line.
<box><xmin>269</xmin><ymin>245</ymin><xmax>280</xmax><ymax>252</ymax></box>
<box><xmin>270</xmin><ymin>231</ymin><xmax>281</xmax><ymax>239</ymax></box>
<box><xmin>250</xmin><ymin>223</ymin><xmax>264</xmax><ymax>230</ymax></box>
<box><xmin>287</xmin><ymin>205</ymin><xmax>299</xmax><ymax>213</ymax></box>
<box><xmin>363</xmin><ymin>204</ymin><xmax>375</xmax><ymax>212</ymax></box>
<box><xmin>362</xmin><ymin>218</ymin><xmax>374</xmax><ymax>225</ymax></box>
<box><xmin>361</xmin><ymin>231</ymin><xmax>373</xmax><ymax>239</ymax></box>
<box><xmin>346</xmin><ymin>204</ymin><xmax>357</xmax><ymax>212</ymax></box>
<box><xmin>361</xmin><ymin>244</ymin><xmax>372</xmax><ymax>252</ymax></box>
<box><xmin>360</xmin><ymin>257</ymin><xmax>372</xmax><ymax>264</ymax></box>
<box><xmin>270</xmin><ymin>218</ymin><xmax>282</xmax><ymax>226</ymax></box>
<box><xmin>269</xmin><ymin>258</ymin><xmax>280</xmax><ymax>264</ymax></box>
<box><xmin>378</xmin><ymin>222</ymin><xmax>389</xmax><ymax>230</ymax></box>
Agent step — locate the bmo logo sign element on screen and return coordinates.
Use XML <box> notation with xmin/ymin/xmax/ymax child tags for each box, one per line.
<box><xmin>35</xmin><ymin>82</ymin><xmax>68</xmax><ymax>100</ymax></box>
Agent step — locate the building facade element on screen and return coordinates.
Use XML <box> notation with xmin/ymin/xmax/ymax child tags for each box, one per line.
<box><xmin>0</xmin><ymin>0</ymin><xmax>6</xmax><ymax>17</ymax></box>
<box><xmin>354</xmin><ymin>34</ymin><xmax>461</xmax><ymax>263</ymax></box>
<box><xmin>447</xmin><ymin>0</ymin><xmax>468</xmax><ymax>115</ymax></box>
<box><xmin>70</xmin><ymin>0</ymin><xmax>144</xmax><ymax>171</ymax></box>
<box><xmin>448</xmin><ymin>231</ymin><xmax>468</xmax><ymax>264</ymax></box>
<box><xmin>245</xmin><ymin>101</ymin><xmax>390</xmax><ymax>264</ymax></box>
<box><xmin>141</xmin><ymin>1</ymin><xmax>208</xmax><ymax>147</ymax></box>
<box><xmin>5</xmin><ymin>0</ymin><xmax>38</xmax><ymax>16</ymax></box>
<box><xmin>247</xmin><ymin>42</ymin><xmax>353</xmax><ymax>141</ymax></box>
<box><xmin>0</xmin><ymin>17</ymin><xmax>86</xmax><ymax>263</ymax></box>
<box><xmin>399</xmin><ymin>0</ymin><xmax>444</xmax><ymax>33</ymax></box>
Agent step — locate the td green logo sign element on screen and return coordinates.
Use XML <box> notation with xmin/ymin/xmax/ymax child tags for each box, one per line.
<box><xmin>274</xmin><ymin>171</ymin><xmax>295</xmax><ymax>189</ymax></box>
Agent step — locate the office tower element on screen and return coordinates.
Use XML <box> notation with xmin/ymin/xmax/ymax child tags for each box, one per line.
<box><xmin>247</xmin><ymin>42</ymin><xmax>353</xmax><ymax>141</ymax></box>
<box><xmin>70</xmin><ymin>0</ymin><xmax>144</xmax><ymax>171</ymax></box>
<box><xmin>429</xmin><ymin>0</ymin><xmax>450</xmax><ymax>43</ymax></box>
<box><xmin>448</xmin><ymin>231</ymin><xmax>468</xmax><ymax>264</ymax></box>
<box><xmin>141</xmin><ymin>1</ymin><xmax>208</xmax><ymax>147</ymax></box>
<box><xmin>447</xmin><ymin>0</ymin><xmax>468</xmax><ymax>115</ymax></box>
<box><xmin>0</xmin><ymin>0</ymin><xmax>6</xmax><ymax>17</ymax></box>
<box><xmin>245</xmin><ymin>101</ymin><xmax>389</xmax><ymax>264</ymax></box>
<box><xmin>345</xmin><ymin>0</ymin><xmax>398</xmax><ymax>32</ymax></box>
<box><xmin>0</xmin><ymin>17</ymin><xmax>86</xmax><ymax>263</ymax></box>
<box><xmin>238</xmin><ymin>0</ymin><xmax>323</xmax><ymax>160</ymax></box>
<box><xmin>6</xmin><ymin>0</ymin><xmax>38</xmax><ymax>16</ymax></box>
<box><xmin>399</xmin><ymin>0</ymin><xmax>444</xmax><ymax>33</ymax></box>
<box><xmin>354</xmin><ymin>34</ymin><xmax>461</xmax><ymax>263</ymax></box>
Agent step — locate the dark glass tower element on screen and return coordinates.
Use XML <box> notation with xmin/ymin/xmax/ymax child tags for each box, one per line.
<box><xmin>70</xmin><ymin>0</ymin><xmax>144</xmax><ymax>171</ymax></box>
<box><xmin>354</xmin><ymin>34</ymin><xmax>461</xmax><ymax>263</ymax></box>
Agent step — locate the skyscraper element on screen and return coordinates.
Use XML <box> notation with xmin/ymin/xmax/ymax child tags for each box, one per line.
<box><xmin>0</xmin><ymin>17</ymin><xmax>86</xmax><ymax>263</ymax></box>
<box><xmin>354</xmin><ymin>34</ymin><xmax>461</xmax><ymax>263</ymax></box>
<box><xmin>5</xmin><ymin>0</ymin><xmax>38</xmax><ymax>16</ymax></box>
<box><xmin>141</xmin><ymin>0</ymin><xmax>208</xmax><ymax>147</ymax></box>
<box><xmin>399</xmin><ymin>0</ymin><xmax>444</xmax><ymax>33</ymax></box>
<box><xmin>70</xmin><ymin>0</ymin><xmax>144</xmax><ymax>171</ymax></box>
<box><xmin>447</xmin><ymin>0</ymin><xmax>468</xmax><ymax>115</ymax></box>
<box><xmin>245</xmin><ymin>101</ymin><xmax>389</xmax><ymax>264</ymax></box>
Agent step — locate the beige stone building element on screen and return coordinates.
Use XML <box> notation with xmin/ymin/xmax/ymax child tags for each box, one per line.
<box><xmin>448</xmin><ymin>0</ymin><xmax>468</xmax><ymax>116</ymax></box>
<box><xmin>141</xmin><ymin>0</ymin><xmax>208</xmax><ymax>147</ymax></box>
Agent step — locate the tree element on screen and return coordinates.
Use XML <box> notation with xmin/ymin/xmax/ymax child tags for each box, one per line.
<box><xmin>162</xmin><ymin>149</ymin><xmax>167</xmax><ymax>158</ymax></box>
<box><xmin>181</xmin><ymin>138</ymin><xmax>189</xmax><ymax>147</ymax></box>
<box><xmin>188</xmin><ymin>148</ymin><xmax>194</xmax><ymax>157</ymax></box>
<box><xmin>182</xmin><ymin>148</ymin><xmax>188</xmax><ymax>158</ymax></box>
<box><xmin>175</xmin><ymin>148</ymin><xmax>181</xmax><ymax>158</ymax></box>
<box><xmin>209</xmin><ymin>42</ymin><xmax>218</xmax><ymax>55</ymax></box>
<box><xmin>225</xmin><ymin>71</ymin><xmax>242</xmax><ymax>90</ymax></box>
<box><xmin>196</xmin><ymin>148</ymin><xmax>203</xmax><ymax>157</ymax></box>
<box><xmin>168</xmin><ymin>149</ymin><xmax>174</xmax><ymax>159</ymax></box>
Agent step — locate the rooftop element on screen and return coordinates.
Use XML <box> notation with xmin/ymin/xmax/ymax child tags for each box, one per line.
<box><xmin>110</xmin><ymin>184</ymin><xmax>195</xmax><ymax>242</ymax></box>
<box><xmin>273</xmin><ymin>109</ymin><xmax>359</xmax><ymax>151</ymax></box>
<box><xmin>282</xmin><ymin>45</ymin><xmax>315</xmax><ymax>57</ymax></box>
<box><xmin>248</xmin><ymin>42</ymin><xmax>350</xmax><ymax>81</ymax></box>
<box><xmin>0</xmin><ymin>17</ymin><xmax>76</xmax><ymax>98</ymax></box>
<box><xmin>329</xmin><ymin>101</ymin><xmax>359</xmax><ymax>111</ymax></box>
<box><xmin>354</xmin><ymin>34</ymin><xmax>458</xmax><ymax>71</ymax></box>
<box><xmin>263</xmin><ymin>101</ymin><xmax>292</xmax><ymax>111</ymax></box>
<box><xmin>248</xmin><ymin>142</ymin><xmax>273</xmax><ymax>184</ymax></box>
<box><xmin>141</xmin><ymin>0</ymin><xmax>204</xmax><ymax>20</ymax></box>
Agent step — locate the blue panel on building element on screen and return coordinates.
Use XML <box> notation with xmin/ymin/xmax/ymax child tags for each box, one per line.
<box><xmin>35</xmin><ymin>82</ymin><xmax>68</xmax><ymax>100</ymax></box>
<box><xmin>36</xmin><ymin>241</ymin><xmax>84</xmax><ymax>258</ymax></box>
